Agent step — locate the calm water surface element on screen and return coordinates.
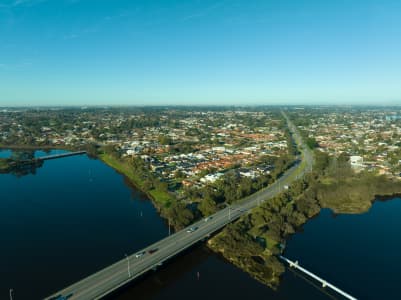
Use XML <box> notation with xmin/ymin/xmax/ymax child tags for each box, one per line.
<box><xmin>1</xmin><ymin>150</ymin><xmax>400</xmax><ymax>300</ymax></box>
<box><xmin>1</xmin><ymin>150</ymin><xmax>167</xmax><ymax>299</ymax></box>
<box><xmin>284</xmin><ymin>201</ymin><xmax>401</xmax><ymax>300</ymax></box>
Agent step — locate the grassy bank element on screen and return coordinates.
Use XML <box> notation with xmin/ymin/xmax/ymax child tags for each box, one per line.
<box><xmin>99</xmin><ymin>153</ymin><xmax>173</xmax><ymax>207</ymax></box>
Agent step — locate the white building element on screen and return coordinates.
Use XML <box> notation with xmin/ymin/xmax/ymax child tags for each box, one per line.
<box><xmin>200</xmin><ymin>172</ymin><xmax>224</xmax><ymax>183</ymax></box>
<box><xmin>350</xmin><ymin>155</ymin><xmax>364</xmax><ymax>168</ymax></box>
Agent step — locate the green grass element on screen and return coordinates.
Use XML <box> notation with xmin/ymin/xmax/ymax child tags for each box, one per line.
<box><xmin>99</xmin><ymin>153</ymin><xmax>173</xmax><ymax>206</ymax></box>
<box><xmin>320</xmin><ymin>177</ymin><xmax>336</xmax><ymax>185</ymax></box>
<box><xmin>149</xmin><ymin>189</ymin><xmax>173</xmax><ymax>206</ymax></box>
<box><xmin>262</xmin><ymin>234</ymin><xmax>279</xmax><ymax>251</ymax></box>
<box><xmin>99</xmin><ymin>153</ymin><xmax>144</xmax><ymax>187</ymax></box>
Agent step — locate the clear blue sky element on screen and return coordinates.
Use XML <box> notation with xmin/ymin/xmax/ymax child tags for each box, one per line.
<box><xmin>1</xmin><ymin>0</ymin><xmax>400</xmax><ymax>106</ymax></box>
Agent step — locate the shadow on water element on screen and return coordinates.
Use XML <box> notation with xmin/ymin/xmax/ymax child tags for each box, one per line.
<box><xmin>107</xmin><ymin>245</ymin><xmax>211</xmax><ymax>300</ymax></box>
<box><xmin>284</xmin><ymin>268</ymin><xmax>339</xmax><ymax>300</ymax></box>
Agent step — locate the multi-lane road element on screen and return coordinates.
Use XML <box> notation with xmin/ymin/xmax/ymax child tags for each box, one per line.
<box><xmin>46</xmin><ymin>112</ymin><xmax>313</xmax><ymax>300</ymax></box>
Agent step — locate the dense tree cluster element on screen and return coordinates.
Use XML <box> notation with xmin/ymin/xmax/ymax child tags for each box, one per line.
<box><xmin>160</xmin><ymin>201</ymin><xmax>194</xmax><ymax>230</ymax></box>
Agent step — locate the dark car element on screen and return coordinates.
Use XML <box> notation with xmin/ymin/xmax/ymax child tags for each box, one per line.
<box><xmin>148</xmin><ymin>248</ymin><xmax>158</xmax><ymax>254</ymax></box>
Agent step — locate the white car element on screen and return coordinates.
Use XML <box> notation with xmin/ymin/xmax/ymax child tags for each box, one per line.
<box><xmin>135</xmin><ymin>251</ymin><xmax>145</xmax><ymax>258</ymax></box>
<box><xmin>186</xmin><ymin>226</ymin><xmax>198</xmax><ymax>233</ymax></box>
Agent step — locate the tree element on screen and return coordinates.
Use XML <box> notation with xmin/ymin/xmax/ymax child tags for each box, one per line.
<box><xmin>314</xmin><ymin>151</ymin><xmax>330</xmax><ymax>174</ymax></box>
<box><xmin>158</xmin><ymin>135</ymin><xmax>172</xmax><ymax>145</ymax></box>
<box><xmin>306</xmin><ymin>137</ymin><xmax>319</xmax><ymax>149</ymax></box>
<box><xmin>163</xmin><ymin>202</ymin><xmax>194</xmax><ymax>230</ymax></box>
<box><xmin>198</xmin><ymin>197</ymin><xmax>218</xmax><ymax>216</ymax></box>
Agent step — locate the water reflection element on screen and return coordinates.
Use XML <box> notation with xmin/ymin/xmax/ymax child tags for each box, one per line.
<box><xmin>109</xmin><ymin>246</ymin><xmax>211</xmax><ymax>300</ymax></box>
<box><xmin>4</xmin><ymin>160</ymin><xmax>44</xmax><ymax>177</ymax></box>
<box><xmin>0</xmin><ymin>149</ymin><xmax>66</xmax><ymax>177</ymax></box>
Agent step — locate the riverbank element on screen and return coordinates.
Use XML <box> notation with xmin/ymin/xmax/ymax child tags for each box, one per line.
<box><xmin>98</xmin><ymin>153</ymin><xmax>174</xmax><ymax>208</ymax></box>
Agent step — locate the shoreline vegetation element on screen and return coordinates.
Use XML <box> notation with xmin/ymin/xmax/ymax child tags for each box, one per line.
<box><xmin>97</xmin><ymin>150</ymin><xmax>198</xmax><ymax>230</ymax></box>
<box><xmin>98</xmin><ymin>153</ymin><xmax>174</xmax><ymax>209</ymax></box>
<box><xmin>2</xmin><ymin>143</ymin><xmax>401</xmax><ymax>290</ymax></box>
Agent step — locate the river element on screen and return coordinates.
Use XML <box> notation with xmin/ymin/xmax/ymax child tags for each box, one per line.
<box><xmin>1</xmin><ymin>150</ymin><xmax>400</xmax><ymax>299</ymax></box>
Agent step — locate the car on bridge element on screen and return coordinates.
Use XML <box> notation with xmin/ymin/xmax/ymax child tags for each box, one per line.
<box><xmin>186</xmin><ymin>226</ymin><xmax>198</xmax><ymax>233</ymax></box>
<box><xmin>135</xmin><ymin>251</ymin><xmax>146</xmax><ymax>258</ymax></box>
<box><xmin>148</xmin><ymin>248</ymin><xmax>158</xmax><ymax>254</ymax></box>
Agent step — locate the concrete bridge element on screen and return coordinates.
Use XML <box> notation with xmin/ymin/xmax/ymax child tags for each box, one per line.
<box><xmin>45</xmin><ymin>113</ymin><xmax>314</xmax><ymax>300</ymax></box>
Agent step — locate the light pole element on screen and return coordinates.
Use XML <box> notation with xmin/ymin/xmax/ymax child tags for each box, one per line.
<box><xmin>125</xmin><ymin>254</ymin><xmax>131</xmax><ymax>278</ymax></box>
<box><xmin>228</xmin><ymin>205</ymin><xmax>231</xmax><ymax>220</ymax></box>
<box><xmin>9</xmin><ymin>289</ymin><xmax>13</xmax><ymax>300</ymax></box>
<box><xmin>168</xmin><ymin>218</ymin><xmax>171</xmax><ymax>236</ymax></box>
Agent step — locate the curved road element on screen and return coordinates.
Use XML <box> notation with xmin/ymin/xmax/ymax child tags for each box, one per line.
<box><xmin>46</xmin><ymin>112</ymin><xmax>313</xmax><ymax>300</ymax></box>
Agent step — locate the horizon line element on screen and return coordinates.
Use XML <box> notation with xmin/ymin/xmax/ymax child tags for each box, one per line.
<box><xmin>1</xmin><ymin>104</ymin><xmax>401</xmax><ymax>109</ymax></box>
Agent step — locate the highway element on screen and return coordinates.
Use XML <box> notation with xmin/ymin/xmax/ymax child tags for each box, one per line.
<box><xmin>46</xmin><ymin>112</ymin><xmax>313</xmax><ymax>300</ymax></box>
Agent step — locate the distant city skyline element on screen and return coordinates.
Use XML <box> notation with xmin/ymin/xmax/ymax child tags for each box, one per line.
<box><xmin>1</xmin><ymin>0</ymin><xmax>401</xmax><ymax>106</ymax></box>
